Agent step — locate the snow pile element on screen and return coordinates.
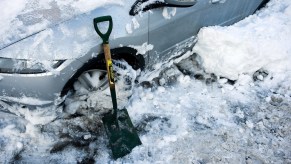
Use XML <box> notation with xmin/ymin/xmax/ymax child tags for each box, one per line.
<box><xmin>193</xmin><ymin>0</ymin><xmax>291</xmax><ymax>80</ymax></box>
<box><xmin>97</xmin><ymin>62</ymin><xmax>290</xmax><ymax>163</ymax></box>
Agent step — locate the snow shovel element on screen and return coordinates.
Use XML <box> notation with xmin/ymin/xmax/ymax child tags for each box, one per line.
<box><xmin>93</xmin><ymin>16</ymin><xmax>142</xmax><ymax>159</ymax></box>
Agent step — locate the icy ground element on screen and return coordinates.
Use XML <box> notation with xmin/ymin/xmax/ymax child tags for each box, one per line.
<box><xmin>1</xmin><ymin>0</ymin><xmax>291</xmax><ymax>163</ymax></box>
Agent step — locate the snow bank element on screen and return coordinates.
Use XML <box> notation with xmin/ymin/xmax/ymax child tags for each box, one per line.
<box><xmin>193</xmin><ymin>0</ymin><xmax>291</xmax><ymax>80</ymax></box>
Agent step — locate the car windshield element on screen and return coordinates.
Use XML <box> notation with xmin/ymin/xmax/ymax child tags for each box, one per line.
<box><xmin>0</xmin><ymin>0</ymin><xmax>124</xmax><ymax>50</ymax></box>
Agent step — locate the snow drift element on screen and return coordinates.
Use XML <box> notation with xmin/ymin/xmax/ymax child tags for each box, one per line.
<box><xmin>193</xmin><ymin>0</ymin><xmax>291</xmax><ymax>80</ymax></box>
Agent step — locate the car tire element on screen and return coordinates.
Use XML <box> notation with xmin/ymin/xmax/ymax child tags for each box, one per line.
<box><xmin>63</xmin><ymin>59</ymin><xmax>137</xmax><ymax>117</ymax></box>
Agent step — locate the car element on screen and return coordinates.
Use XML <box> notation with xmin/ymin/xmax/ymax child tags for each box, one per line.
<box><xmin>0</xmin><ymin>0</ymin><xmax>269</xmax><ymax>107</ymax></box>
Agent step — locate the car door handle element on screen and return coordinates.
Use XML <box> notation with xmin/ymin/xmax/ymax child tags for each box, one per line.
<box><xmin>210</xmin><ymin>0</ymin><xmax>226</xmax><ymax>4</ymax></box>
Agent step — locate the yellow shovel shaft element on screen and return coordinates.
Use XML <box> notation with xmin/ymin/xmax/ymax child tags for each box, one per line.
<box><xmin>103</xmin><ymin>44</ymin><xmax>115</xmax><ymax>87</ymax></box>
<box><xmin>103</xmin><ymin>43</ymin><xmax>118</xmax><ymax>110</ymax></box>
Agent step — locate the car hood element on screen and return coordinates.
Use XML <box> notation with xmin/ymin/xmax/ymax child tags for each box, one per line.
<box><xmin>0</xmin><ymin>0</ymin><xmax>124</xmax><ymax>51</ymax></box>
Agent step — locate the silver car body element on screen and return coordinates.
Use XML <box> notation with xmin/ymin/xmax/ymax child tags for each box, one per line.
<box><xmin>0</xmin><ymin>0</ymin><xmax>266</xmax><ymax>106</ymax></box>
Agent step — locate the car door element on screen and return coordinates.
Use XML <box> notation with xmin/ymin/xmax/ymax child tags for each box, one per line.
<box><xmin>148</xmin><ymin>0</ymin><xmax>208</xmax><ymax>68</ymax></box>
<box><xmin>147</xmin><ymin>0</ymin><xmax>253</xmax><ymax>68</ymax></box>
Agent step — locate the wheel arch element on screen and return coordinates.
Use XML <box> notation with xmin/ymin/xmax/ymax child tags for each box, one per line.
<box><xmin>255</xmin><ymin>0</ymin><xmax>270</xmax><ymax>12</ymax></box>
<box><xmin>60</xmin><ymin>47</ymin><xmax>145</xmax><ymax>97</ymax></box>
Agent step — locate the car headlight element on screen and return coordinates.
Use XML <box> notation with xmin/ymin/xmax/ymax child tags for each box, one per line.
<box><xmin>0</xmin><ymin>57</ymin><xmax>65</xmax><ymax>74</ymax></box>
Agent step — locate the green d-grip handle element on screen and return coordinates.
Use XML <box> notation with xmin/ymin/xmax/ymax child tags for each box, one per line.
<box><xmin>93</xmin><ymin>16</ymin><xmax>113</xmax><ymax>44</ymax></box>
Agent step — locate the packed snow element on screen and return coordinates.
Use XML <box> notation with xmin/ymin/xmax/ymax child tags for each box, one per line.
<box><xmin>0</xmin><ymin>0</ymin><xmax>291</xmax><ymax>163</ymax></box>
<box><xmin>193</xmin><ymin>0</ymin><xmax>291</xmax><ymax>80</ymax></box>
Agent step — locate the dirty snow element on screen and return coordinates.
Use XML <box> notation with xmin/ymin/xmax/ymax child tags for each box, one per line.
<box><xmin>0</xmin><ymin>0</ymin><xmax>291</xmax><ymax>163</ymax></box>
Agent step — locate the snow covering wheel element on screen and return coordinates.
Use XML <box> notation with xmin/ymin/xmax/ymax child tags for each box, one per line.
<box><xmin>75</xmin><ymin>69</ymin><xmax>108</xmax><ymax>93</ymax></box>
<box><xmin>64</xmin><ymin>60</ymin><xmax>137</xmax><ymax>116</ymax></box>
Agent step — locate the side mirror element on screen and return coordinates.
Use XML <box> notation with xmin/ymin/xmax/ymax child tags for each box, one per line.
<box><xmin>165</xmin><ymin>0</ymin><xmax>196</xmax><ymax>6</ymax></box>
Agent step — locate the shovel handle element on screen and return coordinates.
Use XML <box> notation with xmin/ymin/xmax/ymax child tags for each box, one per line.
<box><xmin>104</xmin><ymin>43</ymin><xmax>118</xmax><ymax>111</ymax></box>
<box><xmin>93</xmin><ymin>16</ymin><xmax>113</xmax><ymax>44</ymax></box>
<box><xmin>94</xmin><ymin>16</ymin><xmax>117</xmax><ymax>113</ymax></box>
<box><xmin>103</xmin><ymin>44</ymin><xmax>114</xmax><ymax>85</ymax></box>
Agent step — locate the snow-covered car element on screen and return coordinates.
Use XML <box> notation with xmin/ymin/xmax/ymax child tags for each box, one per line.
<box><xmin>0</xmin><ymin>0</ymin><xmax>268</xmax><ymax>106</ymax></box>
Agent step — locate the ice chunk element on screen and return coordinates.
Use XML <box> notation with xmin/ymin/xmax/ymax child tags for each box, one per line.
<box><xmin>162</xmin><ymin>7</ymin><xmax>176</xmax><ymax>19</ymax></box>
<box><xmin>218</xmin><ymin>78</ymin><xmax>228</xmax><ymax>84</ymax></box>
<box><xmin>129</xmin><ymin>42</ymin><xmax>154</xmax><ymax>55</ymax></box>
<box><xmin>126</xmin><ymin>23</ymin><xmax>133</xmax><ymax>34</ymax></box>
<box><xmin>246</xmin><ymin>120</ymin><xmax>254</xmax><ymax>129</ymax></box>
<box><xmin>132</xmin><ymin>17</ymin><xmax>140</xmax><ymax>29</ymax></box>
<box><xmin>163</xmin><ymin>8</ymin><xmax>171</xmax><ymax>19</ymax></box>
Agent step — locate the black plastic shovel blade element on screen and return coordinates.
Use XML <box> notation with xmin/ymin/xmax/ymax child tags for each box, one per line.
<box><xmin>102</xmin><ymin>108</ymin><xmax>142</xmax><ymax>159</ymax></box>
